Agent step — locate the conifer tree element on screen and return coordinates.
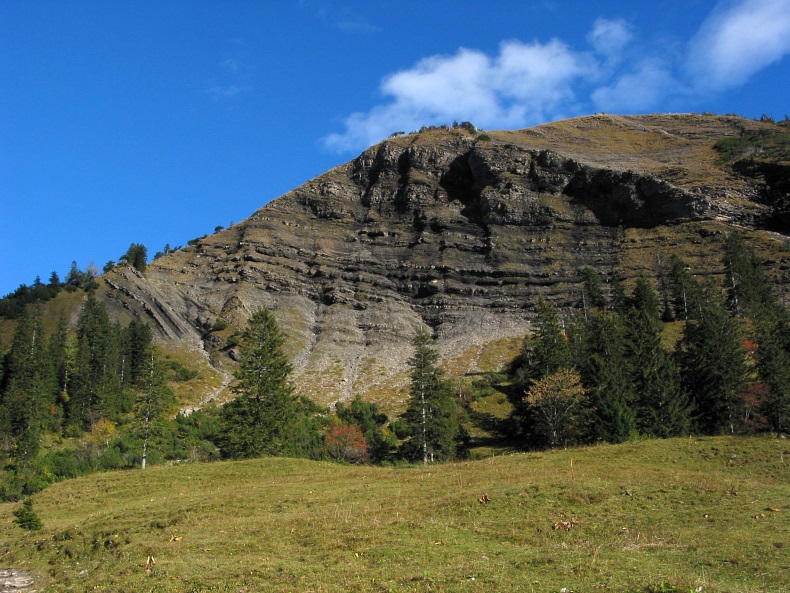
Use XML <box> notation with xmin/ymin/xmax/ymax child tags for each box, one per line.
<box><xmin>516</xmin><ymin>297</ymin><xmax>573</xmax><ymax>384</ymax></box>
<box><xmin>134</xmin><ymin>349</ymin><xmax>175</xmax><ymax>469</ymax></box>
<box><xmin>67</xmin><ymin>295</ymin><xmax>125</xmax><ymax>428</ymax></box>
<box><xmin>120</xmin><ymin>243</ymin><xmax>148</xmax><ymax>273</ymax></box>
<box><xmin>48</xmin><ymin>316</ymin><xmax>70</xmax><ymax>417</ymax></box>
<box><xmin>677</xmin><ymin>303</ymin><xmax>748</xmax><ymax>434</ymax></box>
<box><xmin>723</xmin><ymin>232</ymin><xmax>776</xmax><ymax>318</ymax></box>
<box><xmin>580</xmin><ymin>266</ymin><xmax>606</xmax><ymax>315</ymax></box>
<box><xmin>401</xmin><ymin>328</ymin><xmax>464</xmax><ymax>463</ymax></box>
<box><xmin>0</xmin><ymin>310</ymin><xmax>57</xmax><ymax>462</ymax></box>
<box><xmin>668</xmin><ymin>255</ymin><xmax>705</xmax><ymax>320</ymax></box>
<box><xmin>721</xmin><ymin>235</ymin><xmax>789</xmax><ymax>432</ymax></box>
<box><xmin>510</xmin><ymin>298</ymin><xmax>575</xmax><ymax>446</ymax></box>
<box><xmin>578</xmin><ymin>311</ymin><xmax>635</xmax><ymax>443</ymax></box>
<box><xmin>218</xmin><ymin>308</ymin><xmax>316</xmax><ymax>459</ymax></box>
<box><xmin>122</xmin><ymin>318</ymin><xmax>153</xmax><ymax>387</ymax></box>
<box><xmin>626</xmin><ymin>277</ymin><xmax>690</xmax><ymax>437</ymax></box>
<box><xmin>755</xmin><ymin>315</ymin><xmax>790</xmax><ymax>433</ymax></box>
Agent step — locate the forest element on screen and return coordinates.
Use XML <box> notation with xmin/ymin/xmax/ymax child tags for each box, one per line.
<box><xmin>1</xmin><ymin>233</ymin><xmax>788</xmax><ymax>503</ymax></box>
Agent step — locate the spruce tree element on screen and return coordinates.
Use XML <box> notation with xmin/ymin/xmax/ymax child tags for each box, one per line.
<box><xmin>48</xmin><ymin>316</ymin><xmax>70</xmax><ymax>421</ymax></box>
<box><xmin>13</xmin><ymin>498</ymin><xmax>43</xmax><ymax>530</ymax></box>
<box><xmin>134</xmin><ymin>349</ymin><xmax>175</xmax><ymax>469</ymax></box>
<box><xmin>723</xmin><ymin>232</ymin><xmax>776</xmax><ymax>318</ymax></box>
<box><xmin>580</xmin><ymin>266</ymin><xmax>606</xmax><ymax>314</ymax></box>
<box><xmin>120</xmin><ymin>243</ymin><xmax>148</xmax><ymax>273</ymax></box>
<box><xmin>677</xmin><ymin>303</ymin><xmax>748</xmax><ymax>434</ymax></box>
<box><xmin>668</xmin><ymin>255</ymin><xmax>705</xmax><ymax>321</ymax></box>
<box><xmin>721</xmin><ymin>235</ymin><xmax>790</xmax><ymax>432</ymax></box>
<box><xmin>67</xmin><ymin>295</ymin><xmax>126</xmax><ymax>428</ymax></box>
<box><xmin>122</xmin><ymin>318</ymin><xmax>153</xmax><ymax>387</ymax></box>
<box><xmin>626</xmin><ymin>277</ymin><xmax>690</xmax><ymax>437</ymax></box>
<box><xmin>755</xmin><ymin>317</ymin><xmax>790</xmax><ymax>433</ymax></box>
<box><xmin>401</xmin><ymin>328</ymin><xmax>464</xmax><ymax>463</ymax></box>
<box><xmin>579</xmin><ymin>311</ymin><xmax>635</xmax><ymax>443</ymax></box>
<box><xmin>218</xmin><ymin>308</ymin><xmax>315</xmax><ymax>459</ymax></box>
<box><xmin>1</xmin><ymin>310</ymin><xmax>56</xmax><ymax>462</ymax></box>
<box><xmin>517</xmin><ymin>297</ymin><xmax>573</xmax><ymax>383</ymax></box>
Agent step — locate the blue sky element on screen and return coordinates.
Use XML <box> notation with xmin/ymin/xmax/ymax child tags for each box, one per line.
<box><xmin>1</xmin><ymin>0</ymin><xmax>789</xmax><ymax>297</ymax></box>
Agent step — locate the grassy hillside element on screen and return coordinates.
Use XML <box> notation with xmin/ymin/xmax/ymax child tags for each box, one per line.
<box><xmin>2</xmin><ymin>437</ymin><xmax>788</xmax><ymax>592</ymax></box>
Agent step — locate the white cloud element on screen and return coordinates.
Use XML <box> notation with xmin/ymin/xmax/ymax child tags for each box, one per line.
<box><xmin>588</xmin><ymin>18</ymin><xmax>633</xmax><ymax>57</ymax></box>
<box><xmin>322</xmin><ymin>0</ymin><xmax>790</xmax><ymax>153</ymax></box>
<box><xmin>323</xmin><ymin>39</ymin><xmax>595</xmax><ymax>152</ymax></box>
<box><xmin>687</xmin><ymin>0</ymin><xmax>790</xmax><ymax>89</ymax></box>
<box><xmin>592</xmin><ymin>59</ymin><xmax>677</xmax><ymax>112</ymax></box>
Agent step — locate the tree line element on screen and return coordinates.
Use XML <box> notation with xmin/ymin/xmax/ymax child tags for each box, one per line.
<box><xmin>509</xmin><ymin>233</ymin><xmax>789</xmax><ymax>448</ymax></box>
<box><xmin>0</xmin><ymin>243</ymin><xmax>150</xmax><ymax>320</ymax></box>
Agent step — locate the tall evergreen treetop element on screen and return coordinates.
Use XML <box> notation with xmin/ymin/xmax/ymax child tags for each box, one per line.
<box><xmin>517</xmin><ymin>298</ymin><xmax>574</xmax><ymax>384</ymax></box>
<box><xmin>120</xmin><ymin>243</ymin><xmax>148</xmax><ymax>273</ymax></box>
<box><xmin>723</xmin><ymin>233</ymin><xmax>776</xmax><ymax>319</ymax></box>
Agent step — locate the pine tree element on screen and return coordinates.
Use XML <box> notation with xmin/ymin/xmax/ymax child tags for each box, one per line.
<box><xmin>755</xmin><ymin>317</ymin><xmax>790</xmax><ymax>433</ymax></box>
<box><xmin>401</xmin><ymin>328</ymin><xmax>464</xmax><ymax>463</ymax></box>
<box><xmin>578</xmin><ymin>311</ymin><xmax>636</xmax><ymax>443</ymax></box>
<box><xmin>668</xmin><ymin>255</ymin><xmax>705</xmax><ymax>321</ymax></box>
<box><xmin>134</xmin><ymin>349</ymin><xmax>175</xmax><ymax>469</ymax></box>
<box><xmin>626</xmin><ymin>277</ymin><xmax>690</xmax><ymax>437</ymax></box>
<box><xmin>0</xmin><ymin>310</ymin><xmax>57</xmax><ymax>462</ymax></box>
<box><xmin>723</xmin><ymin>232</ymin><xmax>776</xmax><ymax>319</ymax></box>
<box><xmin>516</xmin><ymin>297</ymin><xmax>573</xmax><ymax>384</ymax></box>
<box><xmin>218</xmin><ymin>308</ymin><xmax>316</xmax><ymax>459</ymax></box>
<box><xmin>677</xmin><ymin>303</ymin><xmax>748</xmax><ymax>434</ymax></box>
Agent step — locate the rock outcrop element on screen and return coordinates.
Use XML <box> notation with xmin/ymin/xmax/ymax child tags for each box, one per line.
<box><xmin>97</xmin><ymin>114</ymin><xmax>790</xmax><ymax>409</ymax></box>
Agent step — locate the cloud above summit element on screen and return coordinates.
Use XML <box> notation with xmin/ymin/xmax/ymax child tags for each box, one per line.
<box><xmin>323</xmin><ymin>0</ymin><xmax>790</xmax><ymax>153</ymax></box>
<box><xmin>687</xmin><ymin>0</ymin><xmax>790</xmax><ymax>89</ymax></box>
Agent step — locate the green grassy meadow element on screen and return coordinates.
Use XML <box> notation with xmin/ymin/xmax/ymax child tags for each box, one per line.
<box><xmin>2</xmin><ymin>436</ymin><xmax>788</xmax><ymax>593</ymax></box>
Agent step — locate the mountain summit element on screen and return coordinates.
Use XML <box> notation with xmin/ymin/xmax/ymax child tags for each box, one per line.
<box><xmin>97</xmin><ymin>113</ymin><xmax>790</xmax><ymax>409</ymax></box>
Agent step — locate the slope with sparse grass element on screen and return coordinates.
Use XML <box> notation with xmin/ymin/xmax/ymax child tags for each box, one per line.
<box><xmin>2</xmin><ymin>436</ymin><xmax>787</xmax><ymax>592</ymax></box>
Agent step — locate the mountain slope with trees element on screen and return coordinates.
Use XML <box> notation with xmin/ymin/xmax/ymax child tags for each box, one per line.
<box><xmin>87</xmin><ymin>113</ymin><xmax>790</xmax><ymax>409</ymax></box>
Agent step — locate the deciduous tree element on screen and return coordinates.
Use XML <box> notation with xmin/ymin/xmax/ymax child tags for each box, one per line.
<box><xmin>525</xmin><ymin>368</ymin><xmax>586</xmax><ymax>448</ymax></box>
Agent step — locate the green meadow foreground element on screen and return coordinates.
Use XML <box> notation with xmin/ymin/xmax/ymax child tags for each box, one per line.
<box><xmin>1</xmin><ymin>437</ymin><xmax>788</xmax><ymax>592</ymax></box>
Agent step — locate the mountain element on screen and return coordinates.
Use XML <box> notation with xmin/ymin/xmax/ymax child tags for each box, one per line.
<box><xmin>94</xmin><ymin>113</ymin><xmax>790</xmax><ymax>410</ymax></box>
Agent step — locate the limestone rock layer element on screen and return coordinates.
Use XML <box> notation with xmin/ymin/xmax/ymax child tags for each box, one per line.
<box><xmin>99</xmin><ymin>114</ymin><xmax>790</xmax><ymax>408</ymax></box>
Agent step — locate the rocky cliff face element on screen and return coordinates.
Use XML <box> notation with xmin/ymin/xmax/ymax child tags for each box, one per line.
<box><xmin>98</xmin><ymin>114</ymin><xmax>790</xmax><ymax>409</ymax></box>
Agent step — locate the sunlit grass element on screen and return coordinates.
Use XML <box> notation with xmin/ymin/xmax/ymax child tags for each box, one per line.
<box><xmin>2</xmin><ymin>436</ymin><xmax>787</xmax><ymax>592</ymax></box>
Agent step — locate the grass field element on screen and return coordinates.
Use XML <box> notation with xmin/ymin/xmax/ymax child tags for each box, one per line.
<box><xmin>1</xmin><ymin>436</ymin><xmax>788</xmax><ymax>593</ymax></box>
